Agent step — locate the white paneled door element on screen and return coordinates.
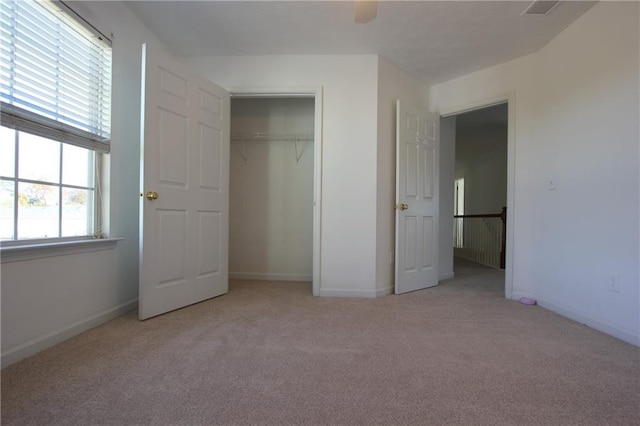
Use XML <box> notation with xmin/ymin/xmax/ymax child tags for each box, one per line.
<box><xmin>395</xmin><ymin>101</ymin><xmax>439</xmax><ymax>294</ymax></box>
<box><xmin>139</xmin><ymin>44</ymin><xmax>230</xmax><ymax>320</ymax></box>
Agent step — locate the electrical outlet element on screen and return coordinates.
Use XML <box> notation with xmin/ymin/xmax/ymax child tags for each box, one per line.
<box><xmin>607</xmin><ymin>274</ymin><xmax>620</xmax><ymax>293</ymax></box>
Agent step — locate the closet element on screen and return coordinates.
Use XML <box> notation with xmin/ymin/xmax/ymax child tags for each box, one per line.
<box><xmin>229</xmin><ymin>97</ymin><xmax>315</xmax><ymax>283</ymax></box>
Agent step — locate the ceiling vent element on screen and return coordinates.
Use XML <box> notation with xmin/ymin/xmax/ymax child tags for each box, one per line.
<box><xmin>522</xmin><ymin>0</ymin><xmax>560</xmax><ymax>16</ymax></box>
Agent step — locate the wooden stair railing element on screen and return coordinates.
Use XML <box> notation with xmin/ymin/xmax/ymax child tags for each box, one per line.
<box><xmin>454</xmin><ymin>207</ymin><xmax>507</xmax><ymax>269</ymax></box>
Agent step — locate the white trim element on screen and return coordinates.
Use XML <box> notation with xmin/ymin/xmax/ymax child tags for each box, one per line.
<box><xmin>535</xmin><ymin>297</ymin><xmax>640</xmax><ymax>347</ymax></box>
<box><xmin>438</xmin><ymin>92</ymin><xmax>516</xmax><ymax>300</ymax></box>
<box><xmin>376</xmin><ymin>286</ymin><xmax>394</xmax><ymax>297</ymax></box>
<box><xmin>229</xmin><ymin>86</ymin><xmax>323</xmax><ymax>297</ymax></box>
<box><xmin>1</xmin><ymin>298</ymin><xmax>138</xmax><ymax>368</ymax></box>
<box><xmin>319</xmin><ymin>288</ymin><xmax>383</xmax><ymax>298</ymax></box>
<box><xmin>439</xmin><ymin>271</ymin><xmax>455</xmax><ymax>281</ymax></box>
<box><xmin>1</xmin><ymin>237</ymin><xmax>122</xmax><ymax>263</ymax></box>
<box><xmin>229</xmin><ymin>272</ymin><xmax>312</xmax><ymax>282</ymax></box>
<box><xmin>228</xmin><ymin>86</ymin><xmax>319</xmax><ymax>98</ymax></box>
<box><xmin>440</xmin><ymin>96</ymin><xmax>509</xmax><ymax>117</ymax></box>
<box><xmin>312</xmin><ymin>89</ymin><xmax>323</xmax><ymax>297</ymax></box>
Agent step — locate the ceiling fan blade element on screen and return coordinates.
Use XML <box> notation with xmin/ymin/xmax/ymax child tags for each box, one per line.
<box><xmin>354</xmin><ymin>0</ymin><xmax>377</xmax><ymax>24</ymax></box>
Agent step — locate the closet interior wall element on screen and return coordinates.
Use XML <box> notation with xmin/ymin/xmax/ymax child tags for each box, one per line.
<box><xmin>229</xmin><ymin>97</ymin><xmax>315</xmax><ymax>282</ymax></box>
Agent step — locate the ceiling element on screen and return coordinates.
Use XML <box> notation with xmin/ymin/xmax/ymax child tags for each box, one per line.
<box><xmin>125</xmin><ymin>0</ymin><xmax>596</xmax><ymax>84</ymax></box>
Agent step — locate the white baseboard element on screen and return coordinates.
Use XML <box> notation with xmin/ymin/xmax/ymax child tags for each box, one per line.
<box><xmin>510</xmin><ymin>294</ymin><xmax>639</xmax><ymax>347</ymax></box>
<box><xmin>319</xmin><ymin>288</ymin><xmax>382</xmax><ymax>298</ymax></box>
<box><xmin>229</xmin><ymin>272</ymin><xmax>312</xmax><ymax>282</ymax></box>
<box><xmin>1</xmin><ymin>299</ymin><xmax>138</xmax><ymax>368</ymax></box>
<box><xmin>376</xmin><ymin>286</ymin><xmax>394</xmax><ymax>297</ymax></box>
<box><xmin>439</xmin><ymin>271</ymin><xmax>455</xmax><ymax>281</ymax></box>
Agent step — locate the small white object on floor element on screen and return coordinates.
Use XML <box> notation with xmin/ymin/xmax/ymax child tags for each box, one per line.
<box><xmin>519</xmin><ymin>297</ymin><xmax>537</xmax><ymax>305</ymax></box>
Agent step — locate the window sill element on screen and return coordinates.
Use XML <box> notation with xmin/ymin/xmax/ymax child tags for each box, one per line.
<box><xmin>1</xmin><ymin>238</ymin><xmax>123</xmax><ymax>263</ymax></box>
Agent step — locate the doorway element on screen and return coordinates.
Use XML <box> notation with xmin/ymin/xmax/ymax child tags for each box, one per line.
<box><xmin>229</xmin><ymin>92</ymin><xmax>322</xmax><ymax>295</ymax></box>
<box><xmin>441</xmin><ymin>96</ymin><xmax>514</xmax><ymax>298</ymax></box>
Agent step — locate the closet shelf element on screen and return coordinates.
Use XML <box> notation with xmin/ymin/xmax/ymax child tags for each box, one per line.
<box><xmin>231</xmin><ymin>132</ymin><xmax>314</xmax><ymax>163</ymax></box>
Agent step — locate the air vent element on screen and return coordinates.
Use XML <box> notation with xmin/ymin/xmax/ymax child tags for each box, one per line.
<box><xmin>522</xmin><ymin>0</ymin><xmax>560</xmax><ymax>16</ymax></box>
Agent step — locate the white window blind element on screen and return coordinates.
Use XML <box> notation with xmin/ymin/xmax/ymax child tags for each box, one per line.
<box><xmin>0</xmin><ymin>0</ymin><xmax>112</xmax><ymax>152</ymax></box>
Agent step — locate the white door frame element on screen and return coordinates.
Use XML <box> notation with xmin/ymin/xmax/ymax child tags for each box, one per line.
<box><xmin>229</xmin><ymin>87</ymin><xmax>323</xmax><ymax>297</ymax></box>
<box><xmin>439</xmin><ymin>92</ymin><xmax>515</xmax><ymax>299</ymax></box>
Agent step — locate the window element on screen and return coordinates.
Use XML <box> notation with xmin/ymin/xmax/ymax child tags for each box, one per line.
<box><xmin>1</xmin><ymin>0</ymin><xmax>111</xmax><ymax>243</ymax></box>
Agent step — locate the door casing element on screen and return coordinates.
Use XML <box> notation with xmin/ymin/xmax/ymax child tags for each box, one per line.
<box><xmin>229</xmin><ymin>87</ymin><xmax>323</xmax><ymax>296</ymax></box>
<box><xmin>439</xmin><ymin>93</ymin><xmax>515</xmax><ymax>299</ymax></box>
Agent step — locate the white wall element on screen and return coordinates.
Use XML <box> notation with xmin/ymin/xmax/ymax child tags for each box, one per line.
<box><xmin>188</xmin><ymin>55</ymin><xmax>381</xmax><ymax>297</ymax></box>
<box><xmin>456</xmin><ymin>125</ymin><xmax>507</xmax><ymax>215</ymax></box>
<box><xmin>376</xmin><ymin>57</ymin><xmax>430</xmax><ymax>293</ymax></box>
<box><xmin>1</xmin><ymin>1</ymin><xmax>169</xmax><ymax>366</ymax></box>
<box><xmin>431</xmin><ymin>2</ymin><xmax>640</xmax><ymax>345</ymax></box>
<box><xmin>229</xmin><ymin>98</ymin><xmax>315</xmax><ymax>281</ymax></box>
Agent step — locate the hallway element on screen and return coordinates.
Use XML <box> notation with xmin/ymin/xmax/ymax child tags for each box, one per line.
<box><xmin>443</xmin><ymin>257</ymin><xmax>505</xmax><ymax>298</ymax></box>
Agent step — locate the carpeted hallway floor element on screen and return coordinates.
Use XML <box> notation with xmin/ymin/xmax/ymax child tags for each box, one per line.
<box><xmin>2</xmin><ymin>259</ymin><xmax>639</xmax><ymax>425</ymax></box>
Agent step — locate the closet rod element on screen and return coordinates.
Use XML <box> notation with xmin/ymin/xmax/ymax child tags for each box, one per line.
<box><xmin>231</xmin><ymin>132</ymin><xmax>312</xmax><ymax>163</ymax></box>
<box><xmin>230</xmin><ymin>132</ymin><xmax>314</xmax><ymax>142</ymax></box>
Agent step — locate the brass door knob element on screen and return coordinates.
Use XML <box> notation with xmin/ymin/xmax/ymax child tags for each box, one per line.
<box><xmin>145</xmin><ymin>191</ymin><xmax>159</xmax><ymax>201</ymax></box>
<box><xmin>399</xmin><ymin>203</ymin><xmax>409</xmax><ymax>210</ymax></box>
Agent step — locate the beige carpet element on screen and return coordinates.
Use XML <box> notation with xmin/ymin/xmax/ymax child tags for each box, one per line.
<box><xmin>2</xmin><ymin>259</ymin><xmax>639</xmax><ymax>425</ymax></box>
